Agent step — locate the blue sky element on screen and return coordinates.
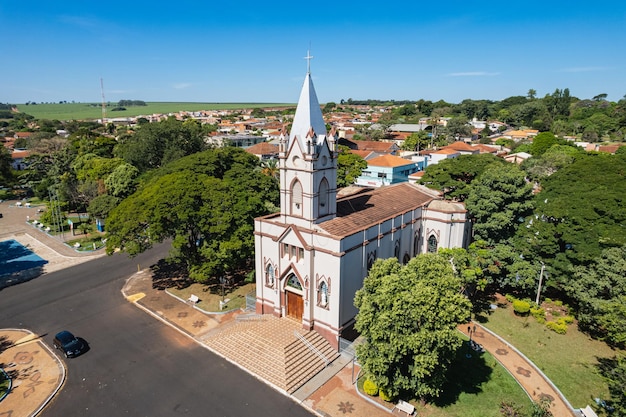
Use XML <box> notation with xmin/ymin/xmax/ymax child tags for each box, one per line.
<box><xmin>2</xmin><ymin>1</ymin><xmax>625</xmax><ymax>105</ymax></box>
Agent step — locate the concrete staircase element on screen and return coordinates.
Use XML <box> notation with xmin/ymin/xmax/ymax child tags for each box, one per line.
<box><xmin>202</xmin><ymin>316</ymin><xmax>338</xmax><ymax>393</ymax></box>
<box><xmin>285</xmin><ymin>330</ymin><xmax>339</xmax><ymax>393</ymax></box>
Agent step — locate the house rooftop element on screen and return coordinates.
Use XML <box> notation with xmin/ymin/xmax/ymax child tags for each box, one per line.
<box><xmin>366</xmin><ymin>154</ymin><xmax>415</xmax><ymax>168</ymax></box>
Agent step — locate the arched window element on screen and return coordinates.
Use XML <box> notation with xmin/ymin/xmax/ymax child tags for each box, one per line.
<box><xmin>318</xmin><ymin>178</ymin><xmax>329</xmax><ymax>216</ymax></box>
<box><xmin>394</xmin><ymin>240</ymin><xmax>400</xmax><ymax>259</ymax></box>
<box><xmin>319</xmin><ymin>281</ymin><xmax>328</xmax><ymax>307</ymax></box>
<box><xmin>367</xmin><ymin>250</ymin><xmax>377</xmax><ymax>271</ymax></box>
<box><xmin>291</xmin><ymin>180</ymin><xmax>303</xmax><ymax>215</ymax></box>
<box><xmin>427</xmin><ymin>235</ymin><xmax>438</xmax><ymax>253</ymax></box>
<box><xmin>403</xmin><ymin>253</ymin><xmax>410</xmax><ymax>264</ymax></box>
<box><xmin>413</xmin><ymin>232</ymin><xmax>420</xmax><ymax>256</ymax></box>
<box><xmin>287</xmin><ymin>274</ymin><xmax>302</xmax><ymax>290</ymax></box>
<box><xmin>265</xmin><ymin>263</ymin><xmax>275</xmax><ymax>287</ymax></box>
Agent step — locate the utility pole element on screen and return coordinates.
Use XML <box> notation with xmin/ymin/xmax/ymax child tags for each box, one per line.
<box><xmin>100</xmin><ymin>77</ymin><xmax>107</xmax><ymax>124</ymax></box>
<box><xmin>535</xmin><ymin>262</ymin><xmax>545</xmax><ymax>305</ymax></box>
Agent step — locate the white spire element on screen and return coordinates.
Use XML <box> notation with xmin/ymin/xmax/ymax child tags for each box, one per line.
<box><xmin>289</xmin><ymin>59</ymin><xmax>326</xmax><ymax>145</ymax></box>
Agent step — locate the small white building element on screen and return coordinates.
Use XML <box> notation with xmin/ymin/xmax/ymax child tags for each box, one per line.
<box><xmin>254</xmin><ymin>67</ymin><xmax>471</xmax><ymax>350</ymax></box>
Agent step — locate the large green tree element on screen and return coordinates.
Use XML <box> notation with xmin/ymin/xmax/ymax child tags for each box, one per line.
<box><xmin>0</xmin><ymin>146</ymin><xmax>14</xmax><ymax>185</ymax></box>
<box><xmin>114</xmin><ymin>117</ymin><xmax>207</xmax><ymax>173</ymax></box>
<box><xmin>105</xmin><ymin>148</ymin><xmax>278</xmax><ymax>282</ymax></box>
<box><xmin>598</xmin><ymin>354</ymin><xmax>626</xmax><ymax>416</ymax></box>
<box><xmin>465</xmin><ymin>163</ymin><xmax>534</xmax><ymax>245</ymax></box>
<box><xmin>336</xmin><ymin>145</ymin><xmax>367</xmax><ymax>187</ymax></box>
<box><xmin>564</xmin><ymin>246</ymin><xmax>626</xmax><ymax>348</ymax></box>
<box><xmin>518</xmin><ymin>153</ymin><xmax>626</xmax><ymax>278</ymax></box>
<box><xmin>420</xmin><ymin>153</ymin><xmax>505</xmax><ymax>201</ymax></box>
<box><xmin>354</xmin><ymin>255</ymin><xmax>471</xmax><ymax>401</ymax></box>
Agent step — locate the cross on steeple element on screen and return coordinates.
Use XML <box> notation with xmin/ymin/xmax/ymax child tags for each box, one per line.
<box><xmin>304</xmin><ymin>50</ymin><xmax>313</xmax><ymax>74</ymax></box>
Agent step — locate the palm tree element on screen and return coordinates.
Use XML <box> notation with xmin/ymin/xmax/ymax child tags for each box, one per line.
<box><xmin>260</xmin><ymin>158</ymin><xmax>279</xmax><ymax>179</ymax></box>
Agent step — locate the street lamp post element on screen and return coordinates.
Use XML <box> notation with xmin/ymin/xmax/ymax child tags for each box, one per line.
<box><xmin>535</xmin><ymin>262</ymin><xmax>545</xmax><ymax>305</ymax></box>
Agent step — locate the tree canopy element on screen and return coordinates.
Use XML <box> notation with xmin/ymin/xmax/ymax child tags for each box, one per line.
<box><xmin>354</xmin><ymin>254</ymin><xmax>471</xmax><ymax>401</ymax></box>
<box><xmin>465</xmin><ymin>163</ymin><xmax>534</xmax><ymax>244</ymax></box>
<box><xmin>420</xmin><ymin>153</ymin><xmax>506</xmax><ymax>201</ymax></box>
<box><xmin>564</xmin><ymin>246</ymin><xmax>626</xmax><ymax>348</ymax></box>
<box><xmin>105</xmin><ymin>148</ymin><xmax>279</xmax><ymax>282</ymax></box>
<box><xmin>114</xmin><ymin>117</ymin><xmax>207</xmax><ymax>173</ymax></box>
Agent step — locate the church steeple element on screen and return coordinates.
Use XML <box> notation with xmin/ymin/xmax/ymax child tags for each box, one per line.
<box><xmin>289</xmin><ymin>66</ymin><xmax>326</xmax><ymax>146</ymax></box>
<box><xmin>279</xmin><ymin>53</ymin><xmax>337</xmax><ymax>228</ymax></box>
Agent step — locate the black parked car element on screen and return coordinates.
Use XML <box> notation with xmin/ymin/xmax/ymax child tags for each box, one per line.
<box><xmin>53</xmin><ymin>330</ymin><xmax>85</xmax><ymax>358</ymax></box>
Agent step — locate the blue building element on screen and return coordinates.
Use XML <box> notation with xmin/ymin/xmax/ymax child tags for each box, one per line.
<box><xmin>355</xmin><ymin>154</ymin><xmax>422</xmax><ymax>187</ymax></box>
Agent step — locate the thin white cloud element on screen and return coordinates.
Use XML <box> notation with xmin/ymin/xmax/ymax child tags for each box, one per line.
<box><xmin>447</xmin><ymin>71</ymin><xmax>500</xmax><ymax>77</ymax></box>
<box><xmin>58</xmin><ymin>15</ymin><xmax>99</xmax><ymax>29</ymax></box>
<box><xmin>173</xmin><ymin>83</ymin><xmax>192</xmax><ymax>90</ymax></box>
<box><xmin>557</xmin><ymin>66</ymin><xmax>611</xmax><ymax>73</ymax></box>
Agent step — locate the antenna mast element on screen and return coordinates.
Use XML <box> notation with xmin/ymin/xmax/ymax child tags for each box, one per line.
<box><xmin>100</xmin><ymin>77</ymin><xmax>107</xmax><ymax>124</ymax></box>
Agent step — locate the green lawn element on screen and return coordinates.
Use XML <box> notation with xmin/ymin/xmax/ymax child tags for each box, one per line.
<box><xmin>358</xmin><ymin>343</ymin><xmax>532</xmax><ymax>417</ymax></box>
<box><xmin>478</xmin><ymin>300</ymin><xmax>617</xmax><ymax>408</ymax></box>
<box><xmin>14</xmin><ymin>102</ymin><xmax>293</xmax><ymax>121</ymax></box>
<box><xmin>168</xmin><ymin>282</ymin><xmax>255</xmax><ymax>312</ymax></box>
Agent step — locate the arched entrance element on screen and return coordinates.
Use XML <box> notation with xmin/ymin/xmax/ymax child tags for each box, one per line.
<box><xmin>286</xmin><ymin>290</ymin><xmax>303</xmax><ymax>320</ymax></box>
<box><xmin>285</xmin><ymin>274</ymin><xmax>303</xmax><ymax>320</ymax></box>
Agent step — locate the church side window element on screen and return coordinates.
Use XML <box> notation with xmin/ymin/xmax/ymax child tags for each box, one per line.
<box><xmin>427</xmin><ymin>235</ymin><xmax>438</xmax><ymax>253</ymax></box>
<box><xmin>298</xmin><ymin>247</ymin><xmax>304</xmax><ymax>262</ymax></box>
<box><xmin>394</xmin><ymin>240</ymin><xmax>400</xmax><ymax>259</ymax></box>
<box><xmin>318</xmin><ymin>281</ymin><xmax>328</xmax><ymax>307</ymax></box>
<box><xmin>287</xmin><ymin>274</ymin><xmax>302</xmax><ymax>290</ymax></box>
<box><xmin>265</xmin><ymin>263</ymin><xmax>275</xmax><ymax>287</ymax></box>
<box><xmin>367</xmin><ymin>250</ymin><xmax>377</xmax><ymax>271</ymax></box>
<box><xmin>318</xmin><ymin>178</ymin><xmax>329</xmax><ymax>216</ymax></box>
<box><xmin>413</xmin><ymin>232</ymin><xmax>420</xmax><ymax>256</ymax></box>
<box><xmin>291</xmin><ymin>180</ymin><xmax>303</xmax><ymax>214</ymax></box>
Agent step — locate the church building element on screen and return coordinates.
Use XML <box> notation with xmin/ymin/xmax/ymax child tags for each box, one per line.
<box><xmin>254</xmin><ymin>64</ymin><xmax>471</xmax><ymax>350</ymax></box>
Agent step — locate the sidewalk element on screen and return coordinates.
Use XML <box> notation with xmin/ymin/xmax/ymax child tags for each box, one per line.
<box><xmin>0</xmin><ymin>329</ymin><xmax>65</xmax><ymax>417</ymax></box>
<box><xmin>459</xmin><ymin>323</ymin><xmax>577</xmax><ymax>417</ymax></box>
<box><xmin>121</xmin><ymin>269</ymin><xmax>393</xmax><ymax>417</ymax></box>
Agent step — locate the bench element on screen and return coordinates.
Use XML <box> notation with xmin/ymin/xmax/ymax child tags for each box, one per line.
<box><xmin>395</xmin><ymin>400</ymin><xmax>415</xmax><ymax>416</ymax></box>
<box><xmin>219</xmin><ymin>298</ymin><xmax>231</xmax><ymax>310</ymax></box>
<box><xmin>188</xmin><ymin>294</ymin><xmax>199</xmax><ymax>304</ymax></box>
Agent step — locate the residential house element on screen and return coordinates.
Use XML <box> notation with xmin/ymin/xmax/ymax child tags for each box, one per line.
<box><xmin>355</xmin><ymin>154</ymin><xmax>421</xmax><ymax>188</ymax></box>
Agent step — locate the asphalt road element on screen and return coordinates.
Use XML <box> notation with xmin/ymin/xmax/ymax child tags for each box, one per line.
<box><xmin>0</xmin><ymin>243</ymin><xmax>314</xmax><ymax>417</ymax></box>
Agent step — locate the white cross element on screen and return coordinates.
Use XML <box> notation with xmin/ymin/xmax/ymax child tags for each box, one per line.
<box><xmin>304</xmin><ymin>50</ymin><xmax>313</xmax><ymax>73</ymax></box>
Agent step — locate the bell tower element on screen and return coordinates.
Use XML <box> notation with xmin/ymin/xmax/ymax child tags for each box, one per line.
<box><xmin>278</xmin><ymin>53</ymin><xmax>338</xmax><ymax>229</ymax></box>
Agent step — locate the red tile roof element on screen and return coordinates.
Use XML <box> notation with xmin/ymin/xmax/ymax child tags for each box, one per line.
<box><xmin>444</xmin><ymin>141</ymin><xmax>475</xmax><ymax>152</ymax></box>
<box><xmin>319</xmin><ymin>183</ymin><xmax>436</xmax><ymax>237</ymax></box>
<box><xmin>245</xmin><ymin>142</ymin><xmax>279</xmax><ymax>156</ymax></box>
<box><xmin>367</xmin><ymin>154</ymin><xmax>414</xmax><ymax>168</ymax></box>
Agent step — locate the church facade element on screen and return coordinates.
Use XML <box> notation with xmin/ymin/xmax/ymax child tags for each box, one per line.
<box><xmin>254</xmin><ymin>68</ymin><xmax>471</xmax><ymax>350</ymax></box>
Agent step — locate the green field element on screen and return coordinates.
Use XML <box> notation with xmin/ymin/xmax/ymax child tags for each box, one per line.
<box><xmin>14</xmin><ymin>102</ymin><xmax>294</xmax><ymax>121</ymax></box>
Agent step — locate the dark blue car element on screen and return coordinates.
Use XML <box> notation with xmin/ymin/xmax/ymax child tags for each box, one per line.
<box><xmin>53</xmin><ymin>330</ymin><xmax>85</xmax><ymax>358</ymax></box>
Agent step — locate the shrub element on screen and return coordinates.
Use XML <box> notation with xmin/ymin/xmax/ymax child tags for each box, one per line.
<box><xmin>530</xmin><ymin>307</ymin><xmax>545</xmax><ymax>321</ymax></box>
<box><xmin>554</xmin><ymin>300</ymin><xmax>563</xmax><ymax>307</ymax></box>
<box><xmin>544</xmin><ymin>297</ymin><xmax>552</xmax><ymax>304</ymax></box>
<box><xmin>363</xmin><ymin>379</ymin><xmax>379</xmax><ymax>396</ymax></box>
<box><xmin>513</xmin><ymin>299</ymin><xmax>531</xmax><ymax>316</ymax></box>
<box><xmin>546</xmin><ymin>320</ymin><xmax>567</xmax><ymax>334</ymax></box>
<box><xmin>561</xmin><ymin>315</ymin><xmax>575</xmax><ymax>325</ymax></box>
<box><xmin>505</xmin><ymin>294</ymin><xmax>516</xmax><ymax>303</ymax></box>
<box><xmin>379</xmin><ymin>389</ymin><xmax>392</xmax><ymax>402</ymax></box>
